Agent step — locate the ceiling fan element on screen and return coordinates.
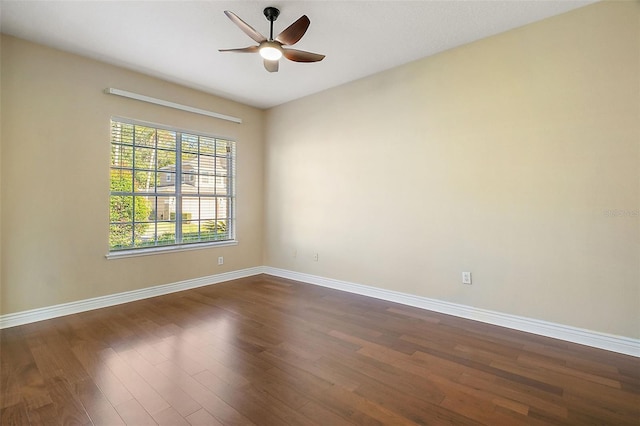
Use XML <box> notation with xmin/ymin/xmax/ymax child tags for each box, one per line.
<box><xmin>219</xmin><ymin>7</ymin><xmax>325</xmax><ymax>73</ymax></box>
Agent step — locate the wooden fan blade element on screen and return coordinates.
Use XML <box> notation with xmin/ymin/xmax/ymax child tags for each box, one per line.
<box><xmin>218</xmin><ymin>46</ymin><xmax>259</xmax><ymax>53</ymax></box>
<box><xmin>283</xmin><ymin>48</ymin><xmax>325</xmax><ymax>63</ymax></box>
<box><xmin>264</xmin><ymin>59</ymin><xmax>279</xmax><ymax>73</ymax></box>
<box><xmin>275</xmin><ymin>15</ymin><xmax>310</xmax><ymax>46</ymax></box>
<box><xmin>224</xmin><ymin>11</ymin><xmax>266</xmax><ymax>43</ymax></box>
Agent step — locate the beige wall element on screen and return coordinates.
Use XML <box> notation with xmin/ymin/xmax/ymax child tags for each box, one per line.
<box><xmin>2</xmin><ymin>2</ymin><xmax>638</xmax><ymax>340</ymax></box>
<box><xmin>264</xmin><ymin>2</ymin><xmax>640</xmax><ymax>338</ymax></box>
<box><xmin>1</xmin><ymin>35</ymin><xmax>265</xmax><ymax>314</ymax></box>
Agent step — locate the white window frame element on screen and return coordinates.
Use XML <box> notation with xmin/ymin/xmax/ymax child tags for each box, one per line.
<box><xmin>107</xmin><ymin>117</ymin><xmax>237</xmax><ymax>259</ymax></box>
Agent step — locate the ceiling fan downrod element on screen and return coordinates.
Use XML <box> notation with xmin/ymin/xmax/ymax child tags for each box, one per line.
<box><xmin>263</xmin><ymin>7</ymin><xmax>280</xmax><ymax>41</ymax></box>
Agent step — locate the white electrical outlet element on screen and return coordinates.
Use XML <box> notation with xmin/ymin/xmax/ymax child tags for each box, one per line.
<box><xmin>313</xmin><ymin>253</ymin><xmax>319</xmax><ymax>261</ymax></box>
<box><xmin>218</xmin><ymin>256</ymin><xmax>224</xmax><ymax>265</ymax></box>
<box><xmin>462</xmin><ymin>272</ymin><xmax>472</xmax><ymax>285</ymax></box>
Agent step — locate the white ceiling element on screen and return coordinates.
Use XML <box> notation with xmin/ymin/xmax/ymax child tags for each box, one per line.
<box><xmin>1</xmin><ymin>0</ymin><xmax>596</xmax><ymax>109</ymax></box>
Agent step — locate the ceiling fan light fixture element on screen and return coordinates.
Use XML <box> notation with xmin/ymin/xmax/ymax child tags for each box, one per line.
<box><xmin>259</xmin><ymin>42</ymin><xmax>282</xmax><ymax>60</ymax></box>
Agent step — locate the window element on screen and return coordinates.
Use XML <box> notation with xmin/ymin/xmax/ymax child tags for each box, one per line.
<box><xmin>109</xmin><ymin>118</ymin><xmax>235</xmax><ymax>253</ymax></box>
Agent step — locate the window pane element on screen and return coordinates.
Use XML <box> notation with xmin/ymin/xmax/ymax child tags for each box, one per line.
<box><xmin>202</xmin><ymin>219</ymin><xmax>227</xmax><ymax>241</ymax></box>
<box><xmin>134</xmin><ymin>171</ymin><xmax>157</xmax><ymax>192</ymax></box>
<box><xmin>134</xmin><ymin>147</ymin><xmax>155</xmax><ymax>170</ymax></box>
<box><xmin>182</xmin><ymin>152</ymin><xmax>197</xmax><ymax>168</ymax></box>
<box><xmin>157</xmin><ymin>129</ymin><xmax>176</xmax><ymax>150</ymax></box>
<box><xmin>134</xmin><ymin>196</ymin><xmax>153</xmax><ymax>222</ymax></box>
<box><xmin>182</xmin><ymin>197</ymin><xmax>199</xmax><ymax>222</ymax></box>
<box><xmin>200</xmin><ymin>198</ymin><xmax>216</xmax><ymax>220</ymax></box>
<box><xmin>198</xmin><ymin>175</ymin><xmax>215</xmax><ymax>194</ymax></box>
<box><xmin>110</xmin><ymin>223</ymin><xmax>133</xmax><ymax>250</ymax></box>
<box><xmin>110</xmin><ymin>170</ymin><xmax>133</xmax><ymax>192</ymax></box>
<box><xmin>156</xmin><ymin>196</ymin><xmax>175</xmax><ymax>222</ymax></box>
<box><xmin>133</xmin><ymin>221</ymin><xmax>154</xmax><ymax>247</ymax></box>
<box><xmin>157</xmin><ymin>172</ymin><xmax>176</xmax><ymax>192</ymax></box>
<box><xmin>215</xmin><ymin>177</ymin><xmax>229</xmax><ymax>195</ymax></box>
<box><xmin>157</xmin><ymin>222</ymin><xmax>176</xmax><ymax>246</ymax></box>
<box><xmin>110</xmin><ymin>195</ymin><xmax>133</xmax><ymax>222</ymax></box>
<box><xmin>200</xmin><ymin>221</ymin><xmax>216</xmax><ymax>240</ymax></box>
<box><xmin>199</xmin><ymin>155</ymin><xmax>215</xmax><ymax>175</ymax></box>
<box><xmin>200</xmin><ymin>137</ymin><xmax>215</xmax><ymax>155</ymax></box>
<box><xmin>216</xmin><ymin>157</ymin><xmax>228</xmax><ymax>176</ymax></box>
<box><xmin>182</xmin><ymin>173</ymin><xmax>198</xmax><ymax>189</ymax></box>
<box><xmin>157</xmin><ymin>149</ymin><xmax>176</xmax><ymax>168</ymax></box>
<box><xmin>182</xmin><ymin>226</ymin><xmax>201</xmax><ymax>243</ymax></box>
<box><xmin>111</xmin><ymin>144</ymin><xmax>133</xmax><ymax>168</ymax></box>
<box><xmin>217</xmin><ymin>197</ymin><xmax>229</xmax><ymax>218</ymax></box>
<box><xmin>135</xmin><ymin>126</ymin><xmax>156</xmax><ymax>147</ymax></box>
<box><xmin>112</xmin><ymin>122</ymin><xmax>133</xmax><ymax>145</ymax></box>
<box><xmin>182</xmin><ymin>134</ymin><xmax>198</xmax><ymax>153</ymax></box>
<box><xmin>217</xmin><ymin>219</ymin><xmax>230</xmax><ymax>239</ymax></box>
<box><xmin>216</xmin><ymin>140</ymin><xmax>230</xmax><ymax>155</ymax></box>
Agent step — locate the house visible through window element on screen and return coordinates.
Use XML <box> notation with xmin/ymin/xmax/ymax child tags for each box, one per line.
<box><xmin>109</xmin><ymin>118</ymin><xmax>235</xmax><ymax>252</ymax></box>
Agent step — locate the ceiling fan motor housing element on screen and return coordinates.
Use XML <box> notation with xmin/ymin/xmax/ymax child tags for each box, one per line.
<box><xmin>263</xmin><ymin>7</ymin><xmax>280</xmax><ymax>22</ymax></box>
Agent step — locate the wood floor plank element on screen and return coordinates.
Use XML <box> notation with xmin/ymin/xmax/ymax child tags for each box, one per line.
<box><xmin>240</xmin><ymin>384</ymin><xmax>319</xmax><ymax>426</ymax></box>
<box><xmin>149</xmin><ymin>338</ymin><xmax>208</xmax><ymax>376</ymax></box>
<box><xmin>241</xmin><ymin>367</ymin><xmax>313</xmax><ymax>411</ymax></box>
<box><xmin>0</xmin><ymin>346</ymin><xmax>20</xmax><ymax>409</ymax></box>
<box><xmin>117</xmin><ymin>348</ymin><xmax>202</xmax><ymax>417</ymax></box>
<box><xmin>39</xmin><ymin>329</ymin><xmax>90</xmax><ymax>385</ymax></box>
<box><xmin>152</xmin><ymin>406</ymin><xmax>191</xmax><ymax>426</ymax></box>
<box><xmin>192</xmin><ymin>369</ymin><xmax>291</xmax><ymax>425</ymax></box>
<box><xmin>457</xmin><ymin>372</ymin><xmax>569</xmax><ymax>420</ymax></box>
<box><xmin>114</xmin><ymin>399</ymin><xmax>157</xmax><ymax>425</ymax></box>
<box><xmin>154</xmin><ymin>360</ymin><xmax>256</xmax><ymax>426</ymax></box>
<box><xmin>18</xmin><ymin>361</ymin><xmax>54</xmax><ymax>412</ymax></box>
<box><xmin>0</xmin><ymin>402</ymin><xmax>30</xmax><ymax>426</ymax></box>
<box><xmin>252</xmin><ymin>364</ymin><xmax>387</xmax><ymax>425</ymax></box>
<box><xmin>516</xmin><ymin>353</ymin><xmax>622</xmax><ymax>388</ymax></box>
<box><xmin>0</xmin><ymin>334</ymin><xmax>52</xmax><ymax>411</ymax></box>
<box><xmin>24</xmin><ymin>337</ymin><xmax>64</xmax><ymax>382</ymax></box>
<box><xmin>99</xmin><ymin>347</ymin><xmax>170</xmax><ymax>415</ymax></box>
<box><xmin>311</xmin><ymin>380</ymin><xmax>422</xmax><ymax>425</ymax></box>
<box><xmin>24</xmin><ymin>402</ymin><xmax>58</xmax><ymax>426</ymax></box>
<box><xmin>185</xmin><ymin>408</ymin><xmax>224</xmax><ymax>426</ymax></box>
<box><xmin>0</xmin><ymin>274</ymin><xmax>638</xmax><ymax>425</ymax></box>
<box><xmin>297</xmin><ymin>399</ymin><xmax>355</xmax><ymax>426</ymax></box>
<box><xmin>73</xmin><ymin>378</ymin><xmax>126</xmax><ymax>426</ymax></box>
<box><xmin>71</xmin><ymin>342</ymin><xmax>134</xmax><ymax>407</ymax></box>
<box><xmin>317</xmin><ymin>354</ymin><xmax>467</xmax><ymax>424</ymax></box>
<box><xmin>41</xmin><ymin>377</ymin><xmax>92</xmax><ymax>425</ymax></box>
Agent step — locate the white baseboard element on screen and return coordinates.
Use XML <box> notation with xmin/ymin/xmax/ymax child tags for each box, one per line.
<box><xmin>0</xmin><ymin>267</ymin><xmax>263</xmax><ymax>329</ymax></box>
<box><xmin>263</xmin><ymin>267</ymin><xmax>640</xmax><ymax>358</ymax></box>
<box><xmin>2</xmin><ymin>265</ymin><xmax>638</xmax><ymax>357</ymax></box>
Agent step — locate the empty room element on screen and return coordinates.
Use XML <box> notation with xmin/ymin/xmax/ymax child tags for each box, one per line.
<box><xmin>1</xmin><ymin>0</ymin><xmax>638</xmax><ymax>424</ymax></box>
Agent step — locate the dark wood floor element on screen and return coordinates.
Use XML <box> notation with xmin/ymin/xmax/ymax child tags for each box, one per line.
<box><xmin>1</xmin><ymin>274</ymin><xmax>638</xmax><ymax>425</ymax></box>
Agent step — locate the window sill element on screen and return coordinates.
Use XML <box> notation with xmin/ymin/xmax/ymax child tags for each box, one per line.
<box><xmin>105</xmin><ymin>240</ymin><xmax>238</xmax><ymax>260</ymax></box>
